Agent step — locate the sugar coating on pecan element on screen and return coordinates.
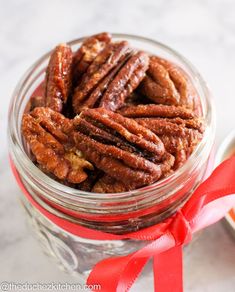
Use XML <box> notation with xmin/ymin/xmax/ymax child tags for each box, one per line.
<box><xmin>72</xmin><ymin>32</ymin><xmax>112</xmax><ymax>86</ymax></box>
<box><xmin>74</xmin><ymin>107</ymin><xmax>165</xmax><ymax>160</ymax></box>
<box><xmin>25</xmin><ymin>96</ymin><xmax>45</xmax><ymax>113</ymax></box>
<box><xmin>73</xmin><ymin>108</ymin><xmax>169</xmax><ymax>188</ymax></box>
<box><xmin>139</xmin><ymin>56</ymin><xmax>200</xmax><ymax>112</ymax></box>
<box><xmin>72</xmin><ymin>41</ymin><xmax>130</xmax><ymax>113</ymax></box>
<box><xmin>99</xmin><ymin>51</ymin><xmax>149</xmax><ymax>111</ymax></box>
<box><xmin>92</xmin><ymin>175</ymin><xmax>133</xmax><ymax>193</ymax></box>
<box><xmin>76</xmin><ymin>50</ymin><xmax>133</xmax><ymax>112</ymax></box>
<box><xmin>119</xmin><ymin>104</ymin><xmax>195</xmax><ymax>119</ymax></box>
<box><xmin>77</xmin><ymin>169</ymin><xmax>103</xmax><ymax>192</ymax></box>
<box><xmin>119</xmin><ymin>104</ymin><xmax>204</xmax><ymax>169</ymax></box>
<box><xmin>45</xmin><ymin>44</ymin><xmax>73</xmax><ymax>113</ymax></box>
<box><xmin>22</xmin><ymin>33</ymin><xmax>206</xmax><ymax>193</ymax></box>
<box><xmin>72</xmin><ymin>42</ymin><xmax>149</xmax><ymax>113</ymax></box>
<box><xmin>22</xmin><ymin>107</ymin><xmax>93</xmax><ymax>183</ymax></box>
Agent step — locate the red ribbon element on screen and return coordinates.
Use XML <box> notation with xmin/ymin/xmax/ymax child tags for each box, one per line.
<box><xmin>10</xmin><ymin>157</ymin><xmax>235</xmax><ymax>292</ymax></box>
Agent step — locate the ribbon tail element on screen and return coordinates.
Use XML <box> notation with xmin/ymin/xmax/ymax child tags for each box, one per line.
<box><xmin>87</xmin><ymin>234</ymin><xmax>176</xmax><ymax>292</ymax></box>
<box><xmin>87</xmin><ymin>253</ymin><xmax>149</xmax><ymax>292</ymax></box>
<box><xmin>153</xmin><ymin>246</ymin><xmax>183</xmax><ymax>292</ymax></box>
<box><xmin>183</xmin><ymin>157</ymin><xmax>235</xmax><ymax>220</ymax></box>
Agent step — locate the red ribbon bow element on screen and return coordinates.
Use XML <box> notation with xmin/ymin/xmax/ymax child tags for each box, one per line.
<box><xmin>10</xmin><ymin>157</ymin><xmax>235</xmax><ymax>292</ymax></box>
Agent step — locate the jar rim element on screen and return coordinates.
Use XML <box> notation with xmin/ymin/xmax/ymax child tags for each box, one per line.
<box><xmin>8</xmin><ymin>33</ymin><xmax>216</xmax><ymax>203</ymax></box>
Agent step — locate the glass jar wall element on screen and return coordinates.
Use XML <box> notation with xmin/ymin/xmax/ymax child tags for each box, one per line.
<box><xmin>8</xmin><ymin>34</ymin><xmax>216</xmax><ymax>278</ymax></box>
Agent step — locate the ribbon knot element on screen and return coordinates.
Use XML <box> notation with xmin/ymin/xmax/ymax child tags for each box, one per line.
<box><xmin>169</xmin><ymin>210</ymin><xmax>192</xmax><ymax>246</ymax></box>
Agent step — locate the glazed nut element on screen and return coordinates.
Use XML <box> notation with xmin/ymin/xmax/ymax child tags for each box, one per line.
<box><xmin>45</xmin><ymin>43</ymin><xmax>73</xmax><ymax>113</ymax></box>
<box><xmin>92</xmin><ymin>152</ymin><xmax>175</xmax><ymax>193</ymax></box>
<box><xmin>92</xmin><ymin>175</ymin><xmax>133</xmax><ymax>193</ymax></box>
<box><xmin>25</xmin><ymin>96</ymin><xmax>46</xmax><ymax>113</ymax></box>
<box><xmin>99</xmin><ymin>51</ymin><xmax>149</xmax><ymax>111</ymax></box>
<box><xmin>72</xmin><ymin>41</ymin><xmax>149</xmax><ymax>113</ymax></box>
<box><xmin>72</xmin><ymin>32</ymin><xmax>112</xmax><ymax>85</ymax></box>
<box><xmin>76</xmin><ymin>169</ymin><xmax>103</xmax><ymax>192</ymax></box>
<box><xmin>72</xmin><ymin>41</ymin><xmax>130</xmax><ymax>113</ymax></box>
<box><xmin>73</xmin><ymin>108</ymin><xmax>168</xmax><ymax>188</ymax></box>
<box><xmin>139</xmin><ymin>56</ymin><xmax>199</xmax><ymax>111</ymax></box>
<box><xmin>22</xmin><ymin>32</ymin><xmax>206</xmax><ymax>193</ymax></box>
<box><xmin>119</xmin><ymin>104</ymin><xmax>204</xmax><ymax>169</ymax></box>
<box><xmin>22</xmin><ymin>107</ymin><xmax>93</xmax><ymax>183</ymax></box>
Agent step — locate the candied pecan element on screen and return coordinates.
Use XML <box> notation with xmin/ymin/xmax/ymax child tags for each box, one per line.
<box><xmin>74</xmin><ymin>107</ymin><xmax>165</xmax><ymax>159</ymax></box>
<box><xmin>78</xmin><ymin>51</ymin><xmax>149</xmax><ymax>112</ymax></box>
<box><xmin>72</xmin><ymin>41</ymin><xmax>130</xmax><ymax>113</ymax></box>
<box><xmin>72</xmin><ymin>41</ymin><xmax>149</xmax><ymax>113</ymax></box>
<box><xmin>139</xmin><ymin>56</ymin><xmax>199</xmax><ymax>111</ymax></box>
<box><xmin>73</xmin><ymin>108</ymin><xmax>168</xmax><ymax>188</ymax></box>
<box><xmin>31</xmin><ymin>96</ymin><xmax>46</xmax><ymax>108</ymax></box>
<box><xmin>119</xmin><ymin>104</ymin><xmax>204</xmax><ymax>140</ymax></box>
<box><xmin>22</xmin><ymin>107</ymin><xmax>93</xmax><ymax>183</ymax></box>
<box><xmin>92</xmin><ymin>153</ymin><xmax>174</xmax><ymax>187</ymax></box>
<box><xmin>120</xmin><ymin>104</ymin><xmax>204</xmax><ymax>169</ymax></box>
<box><xmin>92</xmin><ymin>175</ymin><xmax>134</xmax><ymax>193</ymax></box>
<box><xmin>72</xmin><ymin>32</ymin><xmax>112</xmax><ymax>85</ymax></box>
<box><xmin>119</xmin><ymin>104</ymin><xmax>195</xmax><ymax>119</ymax></box>
<box><xmin>99</xmin><ymin>51</ymin><xmax>149</xmax><ymax>111</ymax></box>
<box><xmin>25</xmin><ymin>96</ymin><xmax>45</xmax><ymax>113</ymax></box>
<box><xmin>77</xmin><ymin>51</ymin><xmax>132</xmax><ymax>111</ymax></box>
<box><xmin>45</xmin><ymin>44</ymin><xmax>73</xmax><ymax>112</ymax></box>
<box><xmin>160</xmin><ymin>152</ymin><xmax>175</xmax><ymax>176</ymax></box>
<box><xmin>76</xmin><ymin>169</ymin><xmax>104</xmax><ymax>192</ymax></box>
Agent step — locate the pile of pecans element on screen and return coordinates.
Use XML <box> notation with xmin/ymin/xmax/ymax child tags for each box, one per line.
<box><xmin>22</xmin><ymin>33</ymin><xmax>205</xmax><ymax>193</ymax></box>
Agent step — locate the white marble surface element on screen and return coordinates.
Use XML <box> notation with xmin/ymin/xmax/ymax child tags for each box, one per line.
<box><xmin>1</xmin><ymin>0</ymin><xmax>235</xmax><ymax>291</ymax></box>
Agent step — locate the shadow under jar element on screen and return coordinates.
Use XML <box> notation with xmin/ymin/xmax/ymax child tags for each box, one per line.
<box><xmin>8</xmin><ymin>34</ymin><xmax>215</xmax><ymax>279</ymax></box>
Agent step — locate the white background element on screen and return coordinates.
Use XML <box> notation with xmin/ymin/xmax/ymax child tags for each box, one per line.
<box><xmin>1</xmin><ymin>0</ymin><xmax>235</xmax><ymax>291</ymax></box>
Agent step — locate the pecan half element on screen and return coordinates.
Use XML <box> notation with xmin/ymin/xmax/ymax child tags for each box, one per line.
<box><xmin>119</xmin><ymin>104</ymin><xmax>195</xmax><ymax>119</ymax></box>
<box><xmin>120</xmin><ymin>104</ymin><xmax>204</xmax><ymax>169</ymax></box>
<box><xmin>72</xmin><ymin>32</ymin><xmax>112</xmax><ymax>85</ymax></box>
<box><xmin>73</xmin><ymin>108</ymin><xmax>168</xmax><ymax>188</ymax></box>
<box><xmin>76</xmin><ymin>169</ymin><xmax>104</xmax><ymax>192</ymax></box>
<box><xmin>72</xmin><ymin>41</ymin><xmax>130</xmax><ymax>113</ymax></box>
<box><xmin>25</xmin><ymin>96</ymin><xmax>46</xmax><ymax>113</ymax></box>
<box><xmin>139</xmin><ymin>56</ymin><xmax>199</xmax><ymax>111</ymax></box>
<box><xmin>92</xmin><ymin>175</ymin><xmax>133</xmax><ymax>193</ymax></box>
<box><xmin>72</xmin><ymin>41</ymin><xmax>149</xmax><ymax>113</ymax></box>
<box><xmin>99</xmin><ymin>51</ymin><xmax>149</xmax><ymax>111</ymax></box>
<box><xmin>45</xmin><ymin>44</ymin><xmax>73</xmax><ymax>113</ymax></box>
<box><xmin>22</xmin><ymin>107</ymin><xmax>93</xmax><ymax>183</ymax></box>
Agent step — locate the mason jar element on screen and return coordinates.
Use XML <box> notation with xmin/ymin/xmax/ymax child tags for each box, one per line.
<box><xmin>8</xmin><ymin>34</ymin><xmax>216</xmax><ymax>283</ymax></box>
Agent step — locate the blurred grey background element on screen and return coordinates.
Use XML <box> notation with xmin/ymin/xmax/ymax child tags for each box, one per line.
<box><xmin>1</xmin><ymin>0</ymin><xmax>235</xmax><ymax>291</ymax></box>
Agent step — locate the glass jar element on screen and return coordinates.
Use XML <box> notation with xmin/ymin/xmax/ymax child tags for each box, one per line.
<box><xmin>8</xmin><ymin>34</ymin><xmax>216</xmax><ymax>280</ymax></box>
